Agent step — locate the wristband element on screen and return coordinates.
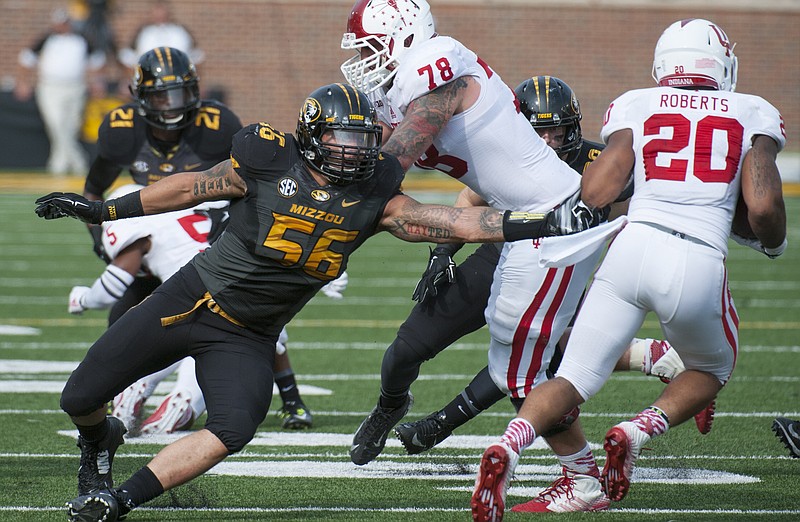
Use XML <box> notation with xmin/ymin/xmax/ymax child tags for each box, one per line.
<box><xmin>432</xmin><ymin>243</ymin><xmax>463</xmax><ymax>258</ymax></box>
<box><xmin>502</xmin><ymin>210</ymin><xmax>548</xmax><ymax>242</ymax></box>
<box><xmin>764</xmin><ymin>238</ymin><xmax>787</xmax><ymax>258</ymax></box>
<box><xmin>101</xmin><ymin>191</ymin><xmax>144</xmax><ymax>222</ymax></box>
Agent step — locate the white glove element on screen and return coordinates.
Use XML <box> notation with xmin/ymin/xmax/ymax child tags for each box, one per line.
<box><xmin>730</xmin><ymin>232</ymin><xmax>787</xmax><ymax>259</ymax></box>
<box><xmin>321</xmin><ymin>272</ymin><xmax>348</xmax><ymax>300</ymax></box>
<box><xmin>68</xmin><ymin>286</ymin><xmax>90</xmax><ymax>314</ymax></box>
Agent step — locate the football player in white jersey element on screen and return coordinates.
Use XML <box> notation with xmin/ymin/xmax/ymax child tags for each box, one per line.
<box><xmin>69</xmin><ymin>184</ymin><xmax>334</xmax><ymax>434</ymax></box>
<box><xmin>472</xmin><ymin>18</ymin><xmax>787</xmax><ymax>520</ymax></box>
<box><xmin>341</xmin><ymin>1</ymin><xmax>608</xmax><ymax>483</ymax></box>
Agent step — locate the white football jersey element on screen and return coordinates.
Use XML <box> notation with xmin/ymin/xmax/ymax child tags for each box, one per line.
<box><xmin>602</xmin><ymin>86</ymin><xmax>786</xmax><ymax>253</ymax></box>
<box><xmin>383</xmin><ymin>36</ymin><xmax>580</xmax><ymax>213</ymax></box>
<box><xmin>102</xmin><ymin>207</ymin><xmax>215</xmax><ymax>281</ymax></box>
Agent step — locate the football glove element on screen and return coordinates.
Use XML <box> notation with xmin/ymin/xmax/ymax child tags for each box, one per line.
<box><xmin>87</xmin><ymin>225</ymin><xmax>111</xmax><ymax>264</ymax></box>
<box><xmin>321</xmin><ymin>271</ymin><xmax>348</xmax><ymax>300</ymax></box>
<box><xmin>35</xmin><ymin>192</ymin><xmax>102</xmax><ymax>224</ymax></box>
<box><xmin>412</xmin><ymin>245</ymin><xmax>457</xmax><ymax>303</ymax></box>
<box><xmin>544</xmin><ymin>190</ymin><xmax>609</xmax><ymax>236</ymax></box>
<box><xmin>730</xmin><ymin>232</ymin><xmax>787</xmax><ymax>259</ymax></box>
<box><xmin>68</xmin><ymin>286</ymin><xmax>90</xmax><ymax>314</ymax></box>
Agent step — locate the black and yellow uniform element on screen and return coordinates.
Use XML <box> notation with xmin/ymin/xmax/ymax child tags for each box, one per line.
<box><xmin>379</xmin><ymin>138</ymin><xmax>608</xmax><ymax>407</ymax></box>
<box><xmin>61</xmin><ymin>122</ymin><xmax>404</xmax><ymax>452</ymax></box>
<box><xmin>85</xmin><ymin>100</ymin><xmax>242</xmax><ymax>196</ymax></box>
<box><xmin>84</xmin><ymin>100</ymin><xmax>242</xmax><ymax>323</ymax></box>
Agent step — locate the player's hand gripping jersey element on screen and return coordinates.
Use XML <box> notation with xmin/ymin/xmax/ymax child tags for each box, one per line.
<box><xmin>604</xmin><ymin>87</ymin><xmax>785</xmax><ymax>254</ymax></box>
<box><xmin>383</xmin><ymin>36</ymin><xmax>582</xmax><ymax>214</ymax></box>
<box><xmin>191</xmin><ymin>123</ymin><xmax>404</xmax><ymax>334</ymax></box>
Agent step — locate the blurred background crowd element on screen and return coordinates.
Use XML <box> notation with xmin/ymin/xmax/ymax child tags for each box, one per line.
<box><xmin>0</xmin><ymin>0</ymin><xmax>797</xmax><ymax>177</ymax></box>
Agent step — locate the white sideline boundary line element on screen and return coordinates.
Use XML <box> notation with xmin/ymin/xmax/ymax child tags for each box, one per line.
<box><xmin>2</xmin><ymin>506</ymin><xmax>799</xmax><ymax>515</ymax></box>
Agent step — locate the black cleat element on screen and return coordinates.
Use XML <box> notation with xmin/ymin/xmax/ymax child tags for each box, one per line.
<box><xmin>350</xmin><ymin>393</ymin><xmax>413</xmax><ymax>465</ymax></box>
<box><xmin>66</xmin><ymin>488</ymin><xmax>133</xmax><ymax>522</ymax></box>
<box><xmin>77</xmin><ymin>416</ymin><xmax>127</xmax><ymax>495</ymax></box>
<box><xmin>395</xmin><ymin>409</ymin><xmax>454</xmax><ymax>455</ymax></box>
<box><xmin>772</xmin><ymin>417</ymin><xmax>800</xmax><ymax>458</ymax></box>
<box><xmin>278</xmin><ymin>400</ymin><xmax>313</xmax><ymax>430</ymax></box>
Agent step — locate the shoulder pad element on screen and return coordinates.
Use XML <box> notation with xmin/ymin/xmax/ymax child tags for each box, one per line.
<box><xmin>230</xmin><ymin>123</ymin><xmax>299</xmax><ymax>178</ymax></box>
<box><xmin>96</xmin><ymin>103</ymin><xmax>147</xmax><ymax>164</ymax></box>
<box><xmin>184</xmin><ymin>101</ymin><xmax>244</xmax><ymax>160</ymax></box>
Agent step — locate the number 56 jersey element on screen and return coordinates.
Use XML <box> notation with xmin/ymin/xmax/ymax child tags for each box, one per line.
<box><xmin>602</xmin><ymin>86</ymin><xmax>786</xmax><ymax>254</ymax></box>
<box><xmin>192</xmin><ymin>123</ymin><xmax>404</xmax><ymax>334</ymax></box>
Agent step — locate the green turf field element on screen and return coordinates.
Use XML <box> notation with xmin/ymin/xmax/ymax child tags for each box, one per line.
<box><xmin>1</xmin><ymin>192</ymin><xmax>798</xmax><ymax>521</ymax></box>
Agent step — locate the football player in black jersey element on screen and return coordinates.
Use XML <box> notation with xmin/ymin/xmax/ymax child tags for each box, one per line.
<box><xmin>81</xmin><ymin>46</ymin><xmax>317</xmax><ymax>433</ymax></box>
<box><xmin>35</xmin><ymin>82</ymin><xmax>597</xmax><ymax>521</ymax></box>
<box><xmin>83</xmin><ymin>46</ymin><xmax>242</xmax><ymax>321</ymax></box>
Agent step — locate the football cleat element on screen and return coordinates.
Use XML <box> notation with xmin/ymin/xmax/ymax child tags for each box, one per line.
<box><xmin>350</xmin><ymin>393</ymin><xmax>413</xmax><ymax>465</ymax></box>
<box><xmin>278</xmin><ymin>400</ymin><xmax>313</xmax><ymax>430</ymax></box>
<box><xmin>601</xmin><ymin>421</ymin><xmax>650</xmax><ymax>502</ymax></box>
<box><xmin>471</xmin><ymin>442</ymin><xmax>520</xmax><ymax>522</ymax></box>
<box><xmin>77</xmin><ymin>416</ymin><xmax>126</xmax><ymax>496</ymax></box>
<box><xmin>395</xmin><ymin>409</ymin><xmax>453</xmax><ymax>454</ymax></box>
<box><xmin>694</xmin><ymin>400</ymin><xmax>716</xmax><ymax>435</ymax></box>
<box><xmin>140</xmin><ymin>392</ymin><xmax>194</xmax><ymax>435</ymax></box>
<box><xmin>772</xmin><ymin>417</ymin><xmax>800</xmax><ymax>458</ymax></box>
<box><xmin>111</xmin><ymin>381</ymin><xmax>147</xmax><ymax>436</ymax></box>
<box><xmin>511</xmin><ymin>468</ymin><xmax>610</xmax><ymax>513</ymax></box>
<box><xmin>66</xmin><ymin>488</ymin><xmax>134</xmax><ymax>522</ymax></box>
<box><xmin>646</xmin><ymin>340</ymin><xmax>685</xmax><ymax>383</ymax></box>
<box><xmin>647</xmin><ymin>340</ymin><xmax>715</xmax><ymax>435</ymax></box>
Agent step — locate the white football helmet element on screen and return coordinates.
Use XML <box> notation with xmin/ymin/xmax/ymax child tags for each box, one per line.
<box><xmin>652</xmin><ymin>18</ymin><xmax>737</xmax><ymax>92</ymax></box>
<box><xmin>341</xmin><ymin>0</ymin><xmax>435</xmax><ymax>93</ymax></box>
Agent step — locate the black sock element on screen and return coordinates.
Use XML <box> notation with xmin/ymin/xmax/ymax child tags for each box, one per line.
<box><xmin>441</xmin><ymin>367</ymin><xmax>505</xmax><ymax>427</ymax></box>
<box><xmin>379</xmin><ymin>388</ymin><xmax>409</xmax><ymax>410</ymax></box>
<box><xmin>77</xmin><ymin>417</ymin><xmax>109</xmax><ymax>444</ymax></box>
<box><xmin>275</xmin><ymin>370</ymin><xmax>302</xmax><ymax>404</ymax></box>
<box><xmin>118</xmin><ymin>466</ymin><xmax>164</xmax><ymax>506</ymax></box>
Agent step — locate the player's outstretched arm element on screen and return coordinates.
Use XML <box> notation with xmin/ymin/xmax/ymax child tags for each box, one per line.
<box><xmin>581</xmin><ymin>129</ymin><xmax>635</xmax><ymax>209</ymax></box>
<box><xmin>35</xmin><ymin>160</ymin><xmax>246</xmax><ymax>224</ymax></box>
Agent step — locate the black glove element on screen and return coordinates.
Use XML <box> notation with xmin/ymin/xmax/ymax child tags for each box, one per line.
<box><xmin>544</xmin><ymin>190</ymin><xmax>610</xmax><ymax>236</ymax></box>
<box><xmin>412</xmin><ymin>245</ymin><xmax>457</xmax><ymax>303</ymax></box>
<box><xmin>35</xmin><ymin>192</ymin><xmax>103</xmax><ymax>224</ymax></box>
<box><xmin>87</xmin><ymin>224</ymin><xmax>111</xmax><ymax>264</ymax></box>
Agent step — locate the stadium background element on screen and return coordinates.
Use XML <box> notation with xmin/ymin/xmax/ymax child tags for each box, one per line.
<box><xmin>0</xmin><ymin>0</ymin><xmax>798</xmax><ymax>171</ymax></box>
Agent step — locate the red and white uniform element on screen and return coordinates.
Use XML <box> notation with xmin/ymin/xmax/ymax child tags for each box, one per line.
<box><xmin>557</xmin><ymin>86</ymin><xmax>785</xmax><ymax>398</ymax></box>
<box><xmin>380</xmin><ymin>35</ymin><xmax>599</xmax><ymax>397</ymax></box>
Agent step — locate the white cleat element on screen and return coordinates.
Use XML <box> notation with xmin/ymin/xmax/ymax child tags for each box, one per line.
<box><xmin>140</xmin><ymin>392</ymin><xmax>194</xmax><ymax>435</ymax></box>
<box><xmin>471</xmin><ymin>442</ymin><xmax>519</xmax><ymax>521</ymax></box>
<box><xmin>511</xmin><ymin>468</ymin><xmax>610</xmax><ymax>513</ymax></box>
<box><xmin>111</xmin><ymin>381</ymin><xmax>147</xmax><ymax>436</ymax></box>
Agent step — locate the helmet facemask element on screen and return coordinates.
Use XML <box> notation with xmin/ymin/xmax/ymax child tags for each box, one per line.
<box><xmin>340</xmin><ymin>0</ymin><xmax>435</xmax><ymax>94</ymax></box>
<box><xmin>132</xmin><ymin>47</ymin><xmax>202</xmax><ymax>131</ymax></box>
<box><xmin>515</xmin><ymin>76</ymin><xmax>583</xmax><ymax>156</ymax></box>
<box><xmin>297</xmin><ymin>83</ymin><xmax>383</xmax><ymax>185</ymax></box>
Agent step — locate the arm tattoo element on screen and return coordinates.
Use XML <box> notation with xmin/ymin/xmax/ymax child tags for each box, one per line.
<box><xmin>193</xmin><ymin>160</ymin><xmax>237</xmax><ymax>199</ymax></box>
<box><xmin>387</xmin><ymin>198</ymin><xmax>504</xmax><ymax>242</ymax></box>
<box><xmin>383</xmin><ymin>78</ymin><xmax>470</xmax><ymax>171</ymax></box>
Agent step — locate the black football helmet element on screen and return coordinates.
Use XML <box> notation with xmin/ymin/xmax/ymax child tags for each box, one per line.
<box><xmin>131</xmin><ymin>47</ymin><xmax>200</xmax><ymax>130</ymax></box>
<box><xmin>296</xmin><ymin>83</ymin><xmax>382</xmax><ymax>185</ymax></box>
<box><xmin>515</xmin><ymin>76</ymin><xmax>582</xmax><ymax>156</ymax></box>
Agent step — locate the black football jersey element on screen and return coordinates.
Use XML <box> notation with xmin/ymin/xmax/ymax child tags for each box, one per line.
<box><xmin>564</xmin><ymin>138</ymin><xmax>604</xmax><ymax>175</ymax></box>
<box><xmin>192</xmin><ymin>122</ymin><xmax>405</xmax><ymax>334</ymax></box>
<box><xmin>565</xmin><ymin>138</ymin><xmax>632</xmax><ymax>201</ymax></box>
<box><xmin>85</xmin><ymin>100</ymin><xmax>242</xmax><ymax>195</ymax></box>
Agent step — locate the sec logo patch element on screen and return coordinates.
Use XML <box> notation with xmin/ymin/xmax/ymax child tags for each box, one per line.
<box><xmin>278</xmin><ymin>177</ymin><xmax>298</xmax><ymax>198</ymax></box>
